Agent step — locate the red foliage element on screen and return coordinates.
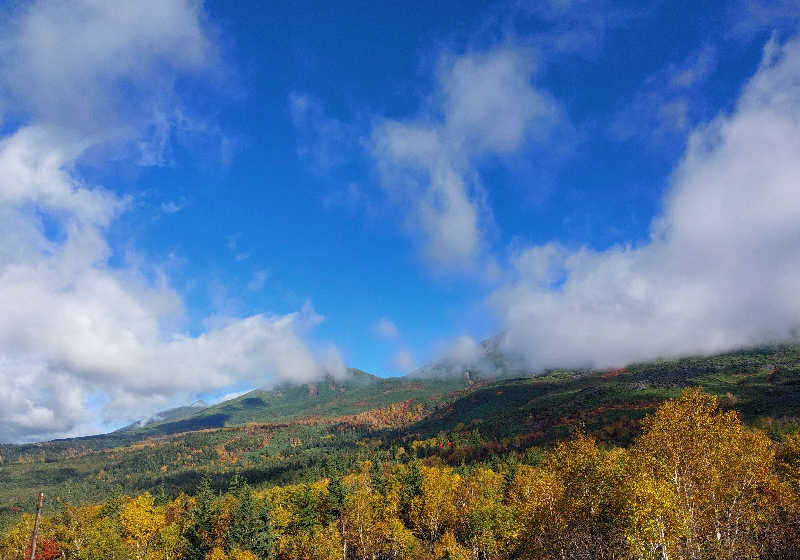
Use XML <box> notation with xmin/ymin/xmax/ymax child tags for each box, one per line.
<box><xmin>601</xmin><ymin>367</ymin><xmax>628</xmax><ymax>379</ymax></box>
<box><xmin>25</xmin><ymin>539</ymin><xmax>60</xmax><ymax>560</ymax></box>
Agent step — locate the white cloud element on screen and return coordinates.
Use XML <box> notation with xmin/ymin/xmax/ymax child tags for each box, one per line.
<box><xmin>214</xmin><ymin>390</ymin><xmax>251</xmax><ymax>404</ymax></box>
<box><xmin>373</xmin><ymin>317</ymin><xmax>401</xmax><ymax>340</ymax></box>
<box><xmin>0</xmin><ymin>0</ymin><xmax>213</xmax><ymax>136</ymax></box>
<box><xmin>321</xmin><ymin>345</ymin><xmax>348</xmax><ymax>380</ymax></box>
<box><xmin>0</xmin><ymin>0</ymin><xmax>335</xmax><ymax>442</ymax></box>
<box><xmin>369</xmin><ymin>46</ymin><xmax>561</xmax><ymax>268</ymax></box>
<box><xmin>0</xmin><ymin>205</ymin><xmax>330</xmax><ymax>440</ymax></box>
<box><xmin>443</xmin><ymin>335</ymin><xmax>483</xmax><ymax>365</ymax></box>
<box><xmin>493</xmin><ymin>36</ymin><xmax>800</xmax><ymax>371</ymax></box>
<box><xmin>391</xmin><ymin>349</ymin><xmax>417</xmax><ymax>373</ymax></box>
<box><xmin>0</xmin><ymin>126</ymin><xmax>125</xmax><ymax>225</ymax></box>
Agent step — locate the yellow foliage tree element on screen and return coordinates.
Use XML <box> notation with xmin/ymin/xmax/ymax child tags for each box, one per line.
<box><xmin>229</xmin><ymin>549</ymin><xmax>259</xmax><ymax>560</ymax></box>
<box><xmin>120</xmin><ymin>492</ymin><xmax>166</xmax><ymax>560</ymax></box>
<box><xmin>409</xmin><ymin>465</ymin><xmax>460</xmax><ymax>549</ymax></box>
<box><xmin>433</xmin><ymin>530</ymin><xmax>472</xmax><ymax>560</ymax></box>
<box><xmin>206</xmin><ymin>546</ymin><xmax>228</xmax><ymax>560</ymax></box>
<box><xmin>506</xmin><ymin>465</ymin><xmax>567</xmax><ymax>558</ymax></box>
<box><xmin>276</xmin><ymin>522</ymin><xmax>342</xmax><ymax>560</ymax></box>
<box><xmin>453</xmin><ymin>467</ymin><xmax>513</xmax><ymax>559</ymax></box>
<box><xmin>628</xmin><ymin>388</ymin><xmax>778</xmax><ymax>560</ymax></box>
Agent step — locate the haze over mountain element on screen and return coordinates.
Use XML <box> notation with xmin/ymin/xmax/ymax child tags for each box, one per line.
<box><xmin>1</xmin><ymin>0</ymin><xmax>800</xmax><ymax>443</ymax></box>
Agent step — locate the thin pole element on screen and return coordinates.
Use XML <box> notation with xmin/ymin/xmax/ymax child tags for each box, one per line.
<box><xmin>28</xmin><ymin>492</ymin><xmax>44</xmax><ymax>560</ymax></box>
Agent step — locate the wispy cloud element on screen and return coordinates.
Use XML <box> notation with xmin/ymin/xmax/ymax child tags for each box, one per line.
<box><xmin>248</xmin><ymin>269</ymin><xmax>270</xmax><ymax>292</ymax></box>
<box><xmin>289</xmin><ymin>92</ymin><xmax>359</xmax><ymax>175</ymax></box>
<box><xmin>226</xmin><ymin>233</ymin><xmax>251</xmax><ymax>261</ymax></box>
<box><xmin>516</xmin><ymin>0</ymin><xmax>653</xmax><ymax>57</ymax></box>
<box><xmin>731</xmin><ymin>0</ymin><xmax>800</xmax><ymax>38</ymax></box>
<box><xmin>160</xmin><ymin>199</ymin><xmax>186</xmax><ymax>214</ymax></box>
<box><xmin>610</xmin><ymin>45</ymin><xmax>717</xmax><ymax>145</ymax></box>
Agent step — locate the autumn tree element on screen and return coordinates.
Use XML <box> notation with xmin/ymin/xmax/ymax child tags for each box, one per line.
<box><xmin>408</xmin><ymin>465</ymin><xmax>460</xmax><ymax>551</ymax></box>
<box><xmin>453</xmin><ymin>467</ymin><xmax>513</xmax><ymax>559</ymax></box>
<box><xmin>627</xmin><ymin>388</ymin><xmax>778</xmax><ymax>560</ymax></box>
<box><xmin>120</xmin><ymin>492</ymin><xmax>166</xmax><ymax>560</ymax></box>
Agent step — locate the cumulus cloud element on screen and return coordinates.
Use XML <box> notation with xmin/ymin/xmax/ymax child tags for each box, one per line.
<box><xmin>0</xmin><ymin>0</ymin><xmax>212</xmax><ymax>129</ymax></box>
<box><xmin>0</xmin><ymin>0</ymin><xmax>334</xmax><ymax>442</ymax></box>
<box><xmin>493</xmin><ymin>35</ymin><xmax>800</xmax><ymax>371</ymax></box>
<box><xmin>369</xmin><ymin>46</ymin><xmax>561</xmax><ymax>268</ymax></box>
<box><xmin>373</xmin><ymin>317</ymin><xmax>401</xmax><ymax>341</ymax></box>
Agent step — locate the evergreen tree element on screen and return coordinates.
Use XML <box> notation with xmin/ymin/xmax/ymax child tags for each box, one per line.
<box><xmin>293</xmin><ymin>484</ymin><xmax>317</xmax><ymax>532</ymax></box>
<box><xmin>326</xmin><ymin>475</ymin><xmax>345</xmax><ymax>523</ymax></box>
<box><xmin>184</xmin><ymin>475</ymin><xmax>217</xmax><ymax>560</ymax></box>
<box><xmin>228</xmin><ymin>475</ymin><xmax>273</xmax><ymax>558</ymax></box>
<box><xmin>398</xmin><ymin>460</ymin><xmax>423</xmax><ymax>526</ymax></box>
<box><xmin>154</xmin><ymin>481</ymin><xmax>169</xmax><ymax>506</ymax></box>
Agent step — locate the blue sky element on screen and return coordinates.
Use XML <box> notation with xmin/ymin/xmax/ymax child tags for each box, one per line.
<box><xmin>1</xmin><ymin>0</ymin><xmax>800</xmax><ymax>440</ymax></box>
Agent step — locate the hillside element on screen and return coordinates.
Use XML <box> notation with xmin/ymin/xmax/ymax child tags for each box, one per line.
<box><xmin>120</xmin><ymin>367</ymin><xmax>472</xmax><ymax>437</ymax></box>
<box><xmin>2</xmin><ymin>344</ymin><xmax>800</xmax><ymax>528</ymax></box>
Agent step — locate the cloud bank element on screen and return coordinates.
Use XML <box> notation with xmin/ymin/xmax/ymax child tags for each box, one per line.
<box><xmin>494</xmin><ymin>36</ymin><xmax>800</xmax><ymax>370</ymax></box>
<box><xmin>0</xmin><ymin>0</ymin><xmax>333</xmax><ymax>442</ymax></box>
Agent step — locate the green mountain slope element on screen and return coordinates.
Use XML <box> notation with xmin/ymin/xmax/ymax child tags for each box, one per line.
<box><xmin>403</xmin><ymin>344</ymin><xmax>800</xmax><ymax>447</ymax></box>
<box><xmin>123</xmin><ymin>367</ymin><xmax>473</xmax><ymax>437</ymax></box>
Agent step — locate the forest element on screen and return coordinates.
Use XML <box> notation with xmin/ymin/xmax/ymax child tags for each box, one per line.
<box><xmin>3</xmin><ymin>388</ymin><xmax>800</xmax><ymax>560</ymax></box>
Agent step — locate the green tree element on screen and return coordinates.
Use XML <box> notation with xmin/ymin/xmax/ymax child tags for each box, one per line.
<box><xmin>184</xmin><ymin>476</ymin><xmax>217</xmax><ymax>560</ymax></box>
<box><xmin>228</xmin><ymin>477</ymin><xmax>273</xmax><ymax>558</ymax></box>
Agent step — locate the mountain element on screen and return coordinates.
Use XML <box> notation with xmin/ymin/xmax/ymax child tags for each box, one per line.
<box><xmin>128</xmin><ymin>400</ymin><xmax>209</xmax><ymax>429</ymax></box>
<box><xmin>120</xmin><ymin>367</ymin><xmax>472</xmax><ymax>437</ymax></box>
<box><xmin>2</xmin><ymin>343</ymin><xmax>800</xmax><ymax>519</ymax></box>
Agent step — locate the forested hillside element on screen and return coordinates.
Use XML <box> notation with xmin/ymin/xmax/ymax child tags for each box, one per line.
<box><xmin>3</xmin><ymin>389</ymin><xmax>800</xmax><ymax>559</ymax></box>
